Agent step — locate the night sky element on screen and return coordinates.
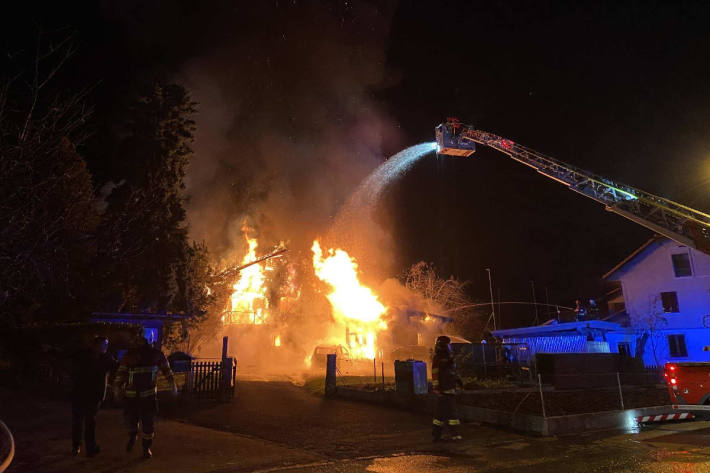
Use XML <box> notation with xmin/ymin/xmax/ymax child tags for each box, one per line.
<box><xmin>4</xmin><ymin>1</ymin><xmax>710</xmax><ymax>327</ymax></box>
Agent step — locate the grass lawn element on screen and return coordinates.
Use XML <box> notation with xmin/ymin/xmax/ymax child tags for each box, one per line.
<box><xmin>304</xmin><ymin>375</ymin><xmax>396</xmax><ymax>394</ymax></box>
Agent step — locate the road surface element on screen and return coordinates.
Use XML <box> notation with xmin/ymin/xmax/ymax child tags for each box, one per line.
<box><xmin>3</xmin><ymin>379</ymin><xmax>710</xmax><ymax>472</ymax></box>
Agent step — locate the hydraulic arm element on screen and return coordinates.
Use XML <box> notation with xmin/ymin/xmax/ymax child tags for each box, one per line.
<box><xmin>436</xmin><ymin>119</ymin><xmax>710</xmax><ymax>254</ymax></box>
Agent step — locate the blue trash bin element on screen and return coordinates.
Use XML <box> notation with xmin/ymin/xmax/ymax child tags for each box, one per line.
<box><xmin>394</xmin><ymin>360</ymin><xmax>428</xmax><ymax>395</ymax></box>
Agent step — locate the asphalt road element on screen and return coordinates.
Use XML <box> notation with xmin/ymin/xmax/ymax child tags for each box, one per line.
<box><xmin>176</xmin><ymin>379</ymin><xmax>710</xmax><ymax>472</ymax></box>
<box><xmin>4</xmin><ymin>380</ymin><xmax>710</xmax><ymax>472</ymax></box>
<box><xmin>175</xmin><ymin>379</ymin><xmax>468</xmax><ymax>458</ymax></box>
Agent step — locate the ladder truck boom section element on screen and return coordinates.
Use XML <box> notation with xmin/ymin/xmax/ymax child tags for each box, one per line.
<box><xmin>435</xmin><ymin>119</ymin><xmax>710</xmax><ymax>254</ymax></box>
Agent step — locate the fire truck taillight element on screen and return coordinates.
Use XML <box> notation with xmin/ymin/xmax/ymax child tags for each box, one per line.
<box><xmin>664</xmin><ymin>364</ymin><xmax>678</xmax><ymax>383</ymax></box>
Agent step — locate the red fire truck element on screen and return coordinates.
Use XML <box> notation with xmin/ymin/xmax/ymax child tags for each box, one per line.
<box><xmin>664</xmin><ymin>362</ymin><xmax>710</xmax><ymax>405</ymax></box>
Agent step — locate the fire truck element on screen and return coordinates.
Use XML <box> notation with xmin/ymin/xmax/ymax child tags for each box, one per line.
<box><xmin>664</xmin><ymin>362</ymin><xmax>710</xmax><ymax>405</ymax></box>
<box><xmin>436</xmin><ymin>118</ymin><xmax>710</xmax><ymax>422</ymax></box>
<box><xmin>435</xmin><ymin>118</ymin><xmax>710</xmax><ymax>255</ymax></box>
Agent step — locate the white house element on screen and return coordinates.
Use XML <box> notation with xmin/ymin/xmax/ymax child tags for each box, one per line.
<box><xmin>603</xmin><ymin>236</ymin><xmax>710</xmax><ymax>367</ymax></box>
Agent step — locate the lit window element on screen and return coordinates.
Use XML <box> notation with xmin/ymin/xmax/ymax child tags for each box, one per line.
<box><xmin>661</xmin><ymin>291</ymin><xmax>680</xmax><ymax>313</ymax></box>
<box><xmin>672</xmin><ymin>253</ymin><xmax>692</xmax><ymax>277</ymax></box>
<box><xmin>668</xmin><ymin>334</ymin><xmax>688</xmax><ymax>358</ymax></box>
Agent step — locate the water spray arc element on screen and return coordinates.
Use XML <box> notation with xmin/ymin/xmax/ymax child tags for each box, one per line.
<box><xmin>328</xmin><ymin>142</ymin><xmax>437</xmax><ymax>258</ymax></box>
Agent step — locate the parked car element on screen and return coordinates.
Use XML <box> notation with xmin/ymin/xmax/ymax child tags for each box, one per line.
<box><xmin>310</xmin><ymin>345</ymin><xmax>351</xmax><ymax>372</ymax></box>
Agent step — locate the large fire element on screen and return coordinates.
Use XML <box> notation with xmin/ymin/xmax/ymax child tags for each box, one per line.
<box><xmin>222</xmin><ymin>226</ymin><xmax>270</xmax><ymax>325</ymax></box>
<box><xmin>312</xmin><ymin>240</ymin><xmax>387</xmax><ymax>359</ymax></box>
<box><xmin>219</xmin><ymin>228</ymin><xmax>391</xmax><ymax>365</ymax></box>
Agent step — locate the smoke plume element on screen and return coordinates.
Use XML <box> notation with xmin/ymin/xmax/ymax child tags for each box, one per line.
<box><xmin>180</xmin><ymin>2</ymin><xmax>403</xmax><ymax>263</ymax></box>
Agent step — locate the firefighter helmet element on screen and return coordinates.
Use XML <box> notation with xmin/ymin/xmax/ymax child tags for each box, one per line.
<box><xmin>434</xmin><ymin>335</ymin><xmax>452</xmax><ymax>355</ymax></box>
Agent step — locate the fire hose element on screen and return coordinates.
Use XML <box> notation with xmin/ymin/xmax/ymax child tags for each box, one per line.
<box><xmin>0</xmin><ymin>420</ymin><xmax>14</xmax><ymax>473</ymax></box>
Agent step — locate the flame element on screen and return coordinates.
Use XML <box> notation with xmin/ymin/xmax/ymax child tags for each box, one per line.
<box><xmin>223</xmin><ymin>225</ymin><xmax>270</xmax><ymax>325</ymax></box>
<box><xmin>312</xmin><ymin>240</ymin><xmax>387</xmax><ymax>359</ymax></box>
<box><xmin>274</xmin><ymin>335</ymin><xmax>281</xmax><ymax>347</ymax></box>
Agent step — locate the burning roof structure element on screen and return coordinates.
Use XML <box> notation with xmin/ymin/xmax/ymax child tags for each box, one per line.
<box><xmin>210</xmin><ymin>225</ymin><xmax>455</xmax><ymax>372</ymax></box>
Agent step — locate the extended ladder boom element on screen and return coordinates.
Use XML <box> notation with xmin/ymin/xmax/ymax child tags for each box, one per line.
<box><xmin>436</xmin><ymin>119</ymin><xmax>710</xmax><ymax>254</ymax></box>
<box><xmin>213</xmin><ymin>246</ymin><xmax>288</xmax><ymax>284</ymax></box>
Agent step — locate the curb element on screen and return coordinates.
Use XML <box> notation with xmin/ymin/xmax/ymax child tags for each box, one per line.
<box><xmin>334</xmin><ymin>386</ymin><xmax>686</xmax><ymax>436</ymax></box>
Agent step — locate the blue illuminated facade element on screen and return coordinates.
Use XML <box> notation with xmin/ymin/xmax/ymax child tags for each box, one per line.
<box><xmin>493</xmin><ymin>237</ymin><xmax>710</xmax><ymax>368</ymax></box>
<box><xmin>492</xmin><ymin>320</ymin><xmax>633</xmax><ymax>360</ymax></box>
<box><xmin>603</xmin><ymin>237</ymin><xmax>710</xmax><ymax>367</ymax></box>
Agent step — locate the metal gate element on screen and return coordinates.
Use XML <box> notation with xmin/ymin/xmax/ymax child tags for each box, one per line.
<box><xmin>185</xmin><ymin>358</ymin><xmax>236</xmax><ymax>400</ymax></box>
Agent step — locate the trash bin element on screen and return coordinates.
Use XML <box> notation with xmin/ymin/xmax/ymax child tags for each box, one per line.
<box><xmin>168</xmin><ymin>351</ymin><xmax>194</xmax><ymax>373</ymax></box>
<box><xmin>394</xmin><ymin>359</ymin><xmax>428</xmax><ymax>395</ymax></box>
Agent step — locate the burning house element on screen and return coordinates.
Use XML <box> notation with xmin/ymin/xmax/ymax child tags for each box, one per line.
<box><xmin>214</xmin><ymin>225</ymin><xmax>454</xmax><ymax>373</ymax></box>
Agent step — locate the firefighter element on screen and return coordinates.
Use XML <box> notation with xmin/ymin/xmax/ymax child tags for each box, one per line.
<box><xmin>70</xmin><ymin>336</ymin><xmax>117</xmax><ymax>456</ymax></box>
<box><xmin>574</xmin><ymin>299</ymin><xmax>587</xmax><ymax>321</ymax></box>
<box><xmin>113</xmin><ymin>331</ymin><xmax>177</xmax><ymax>459</ymax></box>
<box><xmin>431</xmin><ymin>335</ymin><xmax>463</xmax><ymax>442</ymax></box>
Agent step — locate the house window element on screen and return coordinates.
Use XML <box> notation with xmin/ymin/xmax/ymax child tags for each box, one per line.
<box><xmin>617</xmin><ymin>342</ymin><xmax>631</xmax><ymax>357</ymax></box>
<box><xmin>661</xmin><ymin>291</ymin><xmax>680</xmax><ymax>313</ymax></box>
<box><xmin>672</xmin><ymin>253</ymin><xmax>692</xmax><ymax>277</ymax></box>
<box><xmin>142</xmin><ymin>327</ymin><xmax>159</xmax><ymax>344</ymax></box>
<box><xmin>668</xmin><ymin>334</ymin><xmax>688</xmax><ymax>358</ymax></box>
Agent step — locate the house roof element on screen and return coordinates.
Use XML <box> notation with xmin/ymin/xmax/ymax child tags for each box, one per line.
<box><xmin>602</xmin><ymin>236</ymin><xmax>663</xmax><ymax>281</ymax></box>
<box><xmin>405</xmin><ymin>310</ymin><xmax>453</xmax><ymax>323</ymax></box>
<box><xmin>492</xmin><ymin>320</ymin><xmax>627</xmax><ymax>338</ymax></box>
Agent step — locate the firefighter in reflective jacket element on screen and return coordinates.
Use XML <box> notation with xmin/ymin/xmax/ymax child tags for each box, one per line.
<box><xmin>113</xmin><ymin>334</ymin><xmax>177</xmax><ymax>459</ymax></box>
<box><xmin>431</xmin><ymin>335</ymin><xmax>463</xmax><ymax>441</ymax></box>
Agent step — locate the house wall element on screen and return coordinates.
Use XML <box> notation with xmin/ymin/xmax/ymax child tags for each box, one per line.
<box><xmin>613</xmin><ymin>239</ymin><xmax>710</xmax><ymax>366</ymax></box>
<box><xmin>619</xmin><ymin>240</ymin><xmax>710</xmax><ymax>330</ymax></box>
<box><xmin>645</xmin><ymin>328</ymin><xmax>710</xmax><ymax>366</ymax></box>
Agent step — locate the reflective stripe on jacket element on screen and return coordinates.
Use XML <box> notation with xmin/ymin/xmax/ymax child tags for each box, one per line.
<box><xmin>115</xmin><ymin>344</ymin><xmax>173</xmax><ymax>398</ymax></box>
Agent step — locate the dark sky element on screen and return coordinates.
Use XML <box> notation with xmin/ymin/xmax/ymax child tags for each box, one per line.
<box><xmin>5</xmin><ymin>1</ymin><xmax>710</xmax><ymax>327</ymax></box>
<box><xmin>380</xmin><ymin>1</ymin><xmax>710</xmax><ymax>323</ymax></box>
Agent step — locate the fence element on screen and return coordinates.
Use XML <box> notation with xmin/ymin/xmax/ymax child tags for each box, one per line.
<box><xmin>454</xmin><ymin>343</ymin><xmax>534</xmax><ymax>384</ymax></box>
<box><xmin>530</xmin><ymin>370</ymin><xmax>669</xmax><ymax>418</ymax></box>
<box><xmin>538</xmin><ymin>367</ymin><xmax>664</xmax><ymax>389</ymax></box>
<box><xmin>453</xmin><ymin>345</ymin><xmax>666</xmax><ymax>388</ymax></box>
<box><xmin>326</xmin><ymin>353</ymin><xmax>670</xmax><ymax>417</ymax></box>
<box><xmin>325</xmin><ymin>355</ymin><xmax>394</xmax><ymax>396</ymax></box>
<box><xmin>184</xmin><ymin>358</ymin><xmax>236</xmax><ymax>400</ymax></box>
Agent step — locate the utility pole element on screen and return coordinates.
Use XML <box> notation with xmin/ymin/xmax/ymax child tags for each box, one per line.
<box><xmin>497</xmin><ymin>287</ymin><xmax>502</xmax><ymax>329</ymax></box>
<box><xmin>486</xmin><ymin>268</ymin><xmax>496</xmax><ymax>331</ymax></box>
<box><xmin>531</xmin><ymin>280</ymin><xmax>539</xmax><ymax>325</ymax></box>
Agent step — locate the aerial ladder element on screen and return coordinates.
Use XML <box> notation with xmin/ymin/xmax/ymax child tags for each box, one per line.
<box><xmin>435</xmin><ymin>118</ymin><xmax>710</xmax><ymax>255</ymax></box>
<box><xmin>212</xmin><ymin>246</ymin><xmax>288</xmax><ymax>284</ymax></box>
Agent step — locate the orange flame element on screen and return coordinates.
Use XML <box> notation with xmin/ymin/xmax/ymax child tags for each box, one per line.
<box><xmin>312</xmin><ymin>240</ymin><xmax>387</xmax><ymax>359</ymax></box>
<box><xmin>223</xmin><ymin>225</ymin><xmax>270</xmax><ymax>325</ymax></box>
